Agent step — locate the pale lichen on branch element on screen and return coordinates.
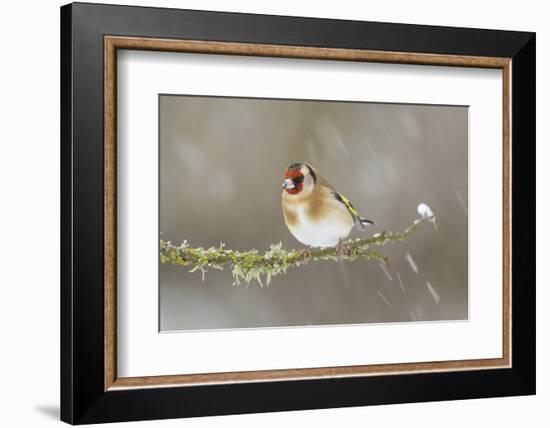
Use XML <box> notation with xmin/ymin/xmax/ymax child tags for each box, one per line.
<box><xmin>160</xmin><ymin>207</ymin><xmax>436</xmax><ymax>286</ymax></box>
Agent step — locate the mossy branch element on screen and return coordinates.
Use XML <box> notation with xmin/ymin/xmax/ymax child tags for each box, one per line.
<box><xmin>160</xmin><ymin>205</ymin><xmax>436</xmax><ymax>286</ymax></box>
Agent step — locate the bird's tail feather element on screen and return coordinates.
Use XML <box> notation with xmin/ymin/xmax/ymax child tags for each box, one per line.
<box><xmin>356</xmin><ymin>216</ymin><xmax>375</xmax><ymax>230</ymax></box>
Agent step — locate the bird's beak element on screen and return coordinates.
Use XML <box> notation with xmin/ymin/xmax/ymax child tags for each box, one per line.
<box><xmin>282</xmin><ymin>178</ymin><xmax>295</xmax><ymax>189</ymax></box>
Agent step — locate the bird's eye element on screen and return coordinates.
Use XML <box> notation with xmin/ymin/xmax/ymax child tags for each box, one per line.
<box><xmin>293</xmin><ymin>175</ymin><xmax>305</xmax><ymax>184</ymax></box>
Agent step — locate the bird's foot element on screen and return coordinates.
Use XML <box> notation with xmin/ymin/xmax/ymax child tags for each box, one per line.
<box><xmin>336</xmin><ymin>239</ymin><xmax>352</xmax><ymax>257</ymax></box>
<box><xmin>300</xmin><ymin>248</ymin><xmax>312</xmax><ymax>264</ymax></box>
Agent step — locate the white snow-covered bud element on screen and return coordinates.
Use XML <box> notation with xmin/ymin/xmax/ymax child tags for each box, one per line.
<box><xmin>417</xmin><ymin>203</ymin><xmax>434</xmax><ymax>218</ymax></box>
<box><xmin>417</xmin><ymin>203</ymin><xmax>437</xmax><ymax>230</ymax></box>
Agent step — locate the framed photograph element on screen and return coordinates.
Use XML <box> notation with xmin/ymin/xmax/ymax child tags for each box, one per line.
<box><xmin>60</xmin><ymin>2</ymin><xmax>535</xmax><ymax>424</ymax></box>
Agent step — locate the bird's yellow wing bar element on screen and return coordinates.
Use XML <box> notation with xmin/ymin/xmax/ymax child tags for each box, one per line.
<box><xmin>333</xmin><ymin>192</ymin><xmax>360</xmax><ymax>219</ymax></box>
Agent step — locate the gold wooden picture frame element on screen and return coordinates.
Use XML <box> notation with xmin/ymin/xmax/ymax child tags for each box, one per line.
<box><xmin>104</xmin><ymin>36</ymin><xmax>512</xmax><ymax>391</ymax></box>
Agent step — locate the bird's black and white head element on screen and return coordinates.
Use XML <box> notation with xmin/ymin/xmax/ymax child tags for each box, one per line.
<box><xmin>282</xmin><ymin>162</ymin><xmax>317</xmax><ymax>196</ymax></box>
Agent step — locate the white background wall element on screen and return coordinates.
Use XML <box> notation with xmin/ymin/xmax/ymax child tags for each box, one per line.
<box><xmin>0</xmin><ymin>0</ymin><xmax>545</xmax><ymax>426</ymax></box>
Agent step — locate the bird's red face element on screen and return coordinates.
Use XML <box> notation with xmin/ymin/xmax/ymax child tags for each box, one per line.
<box><xmin>282</xmin><ymin>163</ymin><xmax>305</xmax><ymax>195</ymax></box>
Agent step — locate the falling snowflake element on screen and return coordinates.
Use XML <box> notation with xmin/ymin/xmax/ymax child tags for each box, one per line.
<box><xmin>426</xmin><ymin>281</ymin><xmax>441</xmax><ymax>304</ymax></box>
<box><xmin>406</xmin><ymin>252</ymin><xmax>419</xmax><ymax>274</ymax></box>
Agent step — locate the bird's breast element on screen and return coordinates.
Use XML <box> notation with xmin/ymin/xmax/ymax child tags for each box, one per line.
<box><xmin>283</xmin><ymin>202</ymin><xmax>353</xmax><ymax>248</ymax></box>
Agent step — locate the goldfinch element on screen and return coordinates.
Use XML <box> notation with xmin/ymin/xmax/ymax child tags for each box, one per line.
<box><xmin>281</xmin><ymin>162</ymin><xmax>374</xmax><ymax>252</ymax></box>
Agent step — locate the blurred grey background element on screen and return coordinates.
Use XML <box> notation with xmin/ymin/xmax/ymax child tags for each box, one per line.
<box><xmin>159</xmin><ymin>95</ymin><xmax>468</xmax><ymax>331</ymax></box>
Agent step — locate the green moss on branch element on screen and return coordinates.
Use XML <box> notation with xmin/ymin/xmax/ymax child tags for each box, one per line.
<box><xmin>160</xmin><ymin>213</ymin><xmax>436</xmax><ymax>286</ymax></box>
